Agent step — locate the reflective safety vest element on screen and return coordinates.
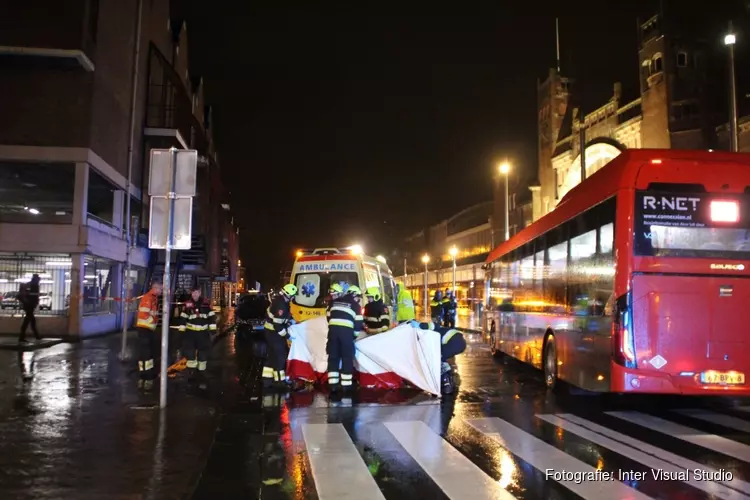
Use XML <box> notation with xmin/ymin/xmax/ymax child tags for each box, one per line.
<box><xmin>396</xmin><ymin>289</ymin><xmax>415</xmax><ymax>322</ymax></box>
<box><xmin>178</xmin><ymin>297</ymin><xmax>217</xmax><ymax>332</ymax></box>
<box><xmin>264</xmin><ymin>296</ymin><xmax>292</xmax><ymax>336</ymax></box>
<box><xmin>363</xmin><ymin>300</ymin><xmax>389</xmax><ymax>333</ymax></box>
<box><xmin>328</xmin><ymin>295</ymin><xmax>363</xmax><ymax>334</ymax></box>
<box><xmin>136</xmin><ymin>291</ymin><xmax>159</xmax><ymax>331</ymax></box>
<box><xmin>417</xmin><ymin>321</ymin><xmax>461</xmax><ymax>345</ymax></box>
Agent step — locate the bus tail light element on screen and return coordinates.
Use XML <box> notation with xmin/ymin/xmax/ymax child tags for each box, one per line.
<box><xmin>710</xmin><ymin>200</ymin><xmax>739</xmax><ymax>223</ymax></box>
<box><xmin>612</xmin><ymin>292</ymin><xmax>637</xmax><ymax>368</ymax></box>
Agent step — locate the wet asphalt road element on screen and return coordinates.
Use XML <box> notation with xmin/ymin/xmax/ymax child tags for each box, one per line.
<box><xmin>1</xmin><ymin>326</ymin><xmax>750</xmax><ymax>499</ymax></box>
<box><xmin>194</xmin><ymin>332</ymin><xmax>750</xmax><ymax>500</ymax></box>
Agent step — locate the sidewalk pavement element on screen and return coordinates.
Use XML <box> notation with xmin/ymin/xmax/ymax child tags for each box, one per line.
<box><xmin>0</xmin><ymin>319</ymin><xmax>238</xmax><ymax>499</ymax></box>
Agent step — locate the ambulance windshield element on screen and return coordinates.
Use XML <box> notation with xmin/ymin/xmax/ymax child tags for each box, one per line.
<box><xmin>294</xmin><ymin>272</ymin><xmax>359</xmax><ymax>308</ymax></box>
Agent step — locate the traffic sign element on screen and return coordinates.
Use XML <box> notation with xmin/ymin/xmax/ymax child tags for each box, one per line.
<box><xmin>148</xmin><ymin>196</ymin><xmax>193</xmax><ymax>249</ymax></box>
<box><xmin>148</xmin><ymin>149</ymin><xmax>197</xmax><ymax>196</ymax></box>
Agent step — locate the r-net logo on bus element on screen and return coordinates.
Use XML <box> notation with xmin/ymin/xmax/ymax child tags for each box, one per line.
<box><xmin>642</xmin><ymin>196</ymin><xmax>700</xmax><ymax>212</ymax></box>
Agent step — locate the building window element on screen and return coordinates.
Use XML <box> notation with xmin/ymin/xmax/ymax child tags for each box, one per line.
<box><xmin>82</xmin><ymin>255</ymin><xmax>118</xmax><ymax>316</ymax></box>
<box><xmin>87</xmin><ymin>169</ymin><xmax>117</xmax><ymax>227</ymax></box>
<box><xmin>0</xmin><ymin>162</ymin><xmax>75</xmax><ymax>224</ymax></box>
<box><xmin>88</xmin><ymin>0</ymin><xmax>99</xmax><ymax>43</ymax></box>
<box><xmin>677</xmin><ymin>52</ymin><xmax>688</xmax><ymax>67</ymax></box>
<box><xmin>0</xmin><ymin>253</ymin><xmax>72</xmax><ymax>317</ymax></box>
<box><xmin>652</xmin><ymin>54</ymin><xmax>663</xmax><ymax>74</ymax></box>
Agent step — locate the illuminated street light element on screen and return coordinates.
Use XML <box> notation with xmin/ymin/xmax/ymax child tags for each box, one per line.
<box><xmin>449</xmin><ymin>246</ymin><xmax>458</xmax><ymax>295</ymax></box>
<box><xmin>422</xmin><ymin>254</ymin><xmax>430</xmax><ymax>319</ymax></box>
<box><xmin>725</xmin><ymin>23</ymin><xmax>738</xmax><ymax>152</ymax></box>
<box><xmin>498</xmin><ymin>162</ymin><xmax>511</xmax><ymax>241</ymax></box>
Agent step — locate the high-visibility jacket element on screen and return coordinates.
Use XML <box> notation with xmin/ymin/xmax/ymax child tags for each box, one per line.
<box><xmin>395</xmin><ymin>288</ymin><xmax>415</xmax><ymax>322</ymax></box>
<box><xmin>363</xmin><ymin>299</ymin><xmax>389</xmax><ymax>333</ymax></box>
<box><xmin>136</xmin><ymin>291</ymin><xmax>160</xmax><ymax>331</ymax></box>
<box><xmin>264</xmin><ymin>296</ymin><xmax>292</xmax><ymax>336</ymax></box>
<box><xmin>416</xmin><ymin>321</ymin><xmax>462</xmax><ymax>345</ymax></box>
<box><xmin>441</xmin><ymin>296</ymin><xmax>457</xmax><ymax>318</ymax></box>
<box><xmin>178</xmin><ymin>297</ymin><xmax>217</xmax><ymax>332</ymax></box>
<box><xmin>328</xmin><ymin>295</ymin><xmax>363</xmax><ymax>335</ymax></box>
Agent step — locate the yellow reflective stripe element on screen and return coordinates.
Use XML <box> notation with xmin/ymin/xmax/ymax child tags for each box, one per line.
<box><xmin>207</xmin><ymin>311</ymin><xmax>216</xmax><ymax>317</ymax></box>
<box><xmin>354</xmin><ymin>315</ymin><xmax>363</xmax><ymax>321</ymax></box>
<box><xmin>262</xmin><ymin>366</ymin><xmax>275</xmax><ymax>379</ymax></box>
<box><xmin>442</xmin><ymin>329</ymin><xmax>460</xmax><ymax>344</ymax></box>
<box><xmin>330</xmin><ymin>306</ymin><xmax>355</xmax><ymax>317</ymax></box>
<box><xmin>341</xmin><ymin>380</ymin><xmax>353</xmax><ymax>386</ymax></box>
<box><xmin>264</xmin><ymin>323</ymin><xmax>275</xmax><ymax>330</ymax></box>
<box><xmin>187</xmin><ymin>324</ymin><xmax>208</xmax><ymax>331</ymax></box>
<box><xmin>198</xmin><ymin>361</ymin><xmax>207</xmax><ymax>371</ymax></box>
<box><xmin>365</xmin><ymin>316</ymin><xmax>379</xmax><ymax>322</ymax></box>
<box><xmin>186</xmin><ymin>359</ymin><xmax>198</xmax><ymax>368</ymax></box>
<box><xmin>138</xmin><ymin>307</ymin><xmax>152</xmax><ymax>313</ymax></box>
<box><xmin>329</xmin><ymin>318</ymin><xmax>354</xmax><ymax>328</ymax></box>
<box><xmin>180</xmin><ymin>312</ymin><xmax>189</xmax><ymax>319</ymax></box>
<box><xmin>208</xmin><ymin>324</ymin><xmax>217</xmax><ymax>330</ymax></box>
<box><xmin>178</xmin><ymin>326</ymin><xmax>186</xmax><ymax>332</ymax></box>
<box><xmin>379</xmin><ymin>315</ymin><xmax>390</xmax><ymax>321</ymax></box>
<box><xmin>272</xmin><ymin>317</ymin><xmax>285</xmax><ymax>324</ymax></box>
<box><xmin>144</xmin><ymin>359</ymin><xmax>154</xmax><ymax>370</ymax></box>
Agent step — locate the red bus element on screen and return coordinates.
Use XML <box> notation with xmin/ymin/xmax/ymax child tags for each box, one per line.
<box><xmin>484</xmin><ymin>149</ymin><xmax>750</xmax><ymax>394</ymax></box>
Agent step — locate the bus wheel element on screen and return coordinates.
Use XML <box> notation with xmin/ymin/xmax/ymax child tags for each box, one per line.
<box><xmin>544</xmin><ymin>336</ymin><xmax>558</xmax><ymax>390</ymax></box>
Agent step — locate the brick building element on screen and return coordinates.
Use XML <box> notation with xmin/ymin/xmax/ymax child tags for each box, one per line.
<box><xmin>0</xmin><ymin>0</ymin><xmax>239</xmax><ymax>336</ymax></box>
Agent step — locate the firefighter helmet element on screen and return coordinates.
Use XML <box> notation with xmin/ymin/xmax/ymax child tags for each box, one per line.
<box><xmin>281</xmin><ymin>284</ymin><xmax>298</xmax><ymax>297</ymax></box>
<box><xmin>329</xmin><ymin>283</ymin><xmax>344</xmax><ymax>295</ymax></box>
<box><xmin>365</xmin><ymin>287</ymin><xmax>381</xmax><ymax>301</ymax></box>
<box><xmin>346</xmin><ymin>285</ymin><xmax>362</xmax><ymax>296</ymax></box>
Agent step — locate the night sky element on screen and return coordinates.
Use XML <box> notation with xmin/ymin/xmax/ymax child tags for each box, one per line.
<box><xmin>183</xmin><ymin>1</ymin><xmax>747</xmax><ymax>286</ymax></box>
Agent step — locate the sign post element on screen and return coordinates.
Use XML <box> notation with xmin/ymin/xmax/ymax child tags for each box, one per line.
<box><xmin>148</xmin><ymin>147</ymin><xmax>197</xmax><ymax>409</ymax></box>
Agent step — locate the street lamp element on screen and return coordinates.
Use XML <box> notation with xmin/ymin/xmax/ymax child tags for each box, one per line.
<box><xmin>725</xmin><ymin>23</ymin><xmax>738</xmax><ymax>152</ymax></box>
<box><xmin>421</xmin><ymin>254</ymin><xmax>430</xmax><ymax>320</ymax></box>
<box><xmin>499</xmin><ymin>162</ymin><xmax>511</xmax><ymax>241</ymax></box>
<box><xmin>449</xmin><ymin>246</ymin><xmax>458</xmax><ymax>295</ymax></box>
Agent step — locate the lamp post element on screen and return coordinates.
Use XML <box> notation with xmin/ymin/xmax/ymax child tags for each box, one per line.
<box><xmin>725</xmin><ymin>23</ymin><xmax>739</xmax><ymax>152</ymax></box>
<box><xmin>421</xmin><ymin>254</ymin><xmax>430</xmax><ymax>320</ymax></box>
<box><xmin>449</xmin><ymin>246</ymin><xmax>458</xmax><ymax>294</ymax></box>
<box><xmin>499</xmin><ymin>162</ymin><xmax>511</xmax><ymax>241</ymax></box>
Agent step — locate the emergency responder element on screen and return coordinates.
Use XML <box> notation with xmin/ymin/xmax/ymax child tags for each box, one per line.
<box><xmin>394</xmin><ymin>282</ymin><xmax>415</xmax><ymax>324</ymax></box>
<box><xmin>135</xmin><ymin>279</ymin><xmax>163</xmax><ymax>380</ymax></box>
<box><xmin>262</xmin><ymin>283</ymin><xmax>296</xmax><ymax>390</ymax></box>
<box><xmin>326</xmin><ymin>283</ymin><xmax>345</xmax><ymax>321</ymax></box>
<box><xmin>178</xmin><ymin>286</ymin><xmax>217</xmax><ymax>380</ymax></box>
<box><xmin>442</xmin><ymin>289</ymin><xmax>457</xmax><ymax>328</ymax></box>
<box><xmin>430</xmin><ymin>290</ymin><xmax>444</xmax><ymax>324</ymax></box>
<box><xmin>363</xmin><ymin>287</ymin><xmax>390</xmax><ymax>334</ymax></box>
<box><xmin>327</xmin><ymin>285</ymin><xmax>363</xmax><ymax>392</ymax></box>
<box><xmin>410</xmin><ymin>320</ymin><xmax>467</xmax><ymax>394</ymax></box>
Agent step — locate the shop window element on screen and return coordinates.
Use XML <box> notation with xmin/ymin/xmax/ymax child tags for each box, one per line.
<box><xmin>0</xmin><ymin>162</ymin><xmax>75</xmax><ymax>224</ymax></box>
<box><xmin>83</xmin><ymin>255</ymin><xmax>117</xmax><ymax>315</ymax></box>
<box><xmin>0</xmin><ymin>253</ymin><xmax>72</xmax><ymax>316</ymax></box>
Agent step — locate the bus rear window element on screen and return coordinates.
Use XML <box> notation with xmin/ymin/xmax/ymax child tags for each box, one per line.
<box><xmin>294</xmin><ymin>272</ymin><xmax>359</xmax><ymax>308</ymax></box>
<box><xmin>634</xmin><ymin>190</ymin><xmax>750</xmax><ymax>258</ymax></box>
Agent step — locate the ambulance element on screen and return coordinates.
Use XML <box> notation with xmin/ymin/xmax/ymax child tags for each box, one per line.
<box><xmin>289</xmin><ymin>247</ymin><xmax>397</xmax><ymax>324</ymax></box>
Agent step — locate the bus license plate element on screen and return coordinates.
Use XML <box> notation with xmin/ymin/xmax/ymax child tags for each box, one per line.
<box><xmin>700</xmin><ymin>371</ymin><xmax>745</xmax><ymax>385</ymax></box>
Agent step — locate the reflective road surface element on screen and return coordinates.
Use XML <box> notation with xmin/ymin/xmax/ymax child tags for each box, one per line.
<box><xmin>194</xmin><ymin>332</ymin><xmax>750</xmax><ymax>500</ymax></box>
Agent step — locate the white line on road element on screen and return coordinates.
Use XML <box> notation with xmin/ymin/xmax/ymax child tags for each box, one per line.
<box><xmin>538</xmin><ymin>413</ymin><xmax>750</xmax><ymax>499</ymax></box>
<box><xmin>384</xmin><ymin>421</ymin><xmax>517</xmax><ymax>500</ymax></box>
<box><xmin>466</xmin><ymin>417</ymin><xmax>653</xmax><ymax>500</ymax></box>
<box><xmin>607</xmin><ymin>411</ymin><xmax>750</xmax><ymax>462</ymax></box>
<box><xmin>673</xmin><ymin>408</ymin><xmax>750</xmax><ymax>433</ymax></box>
<box><xmin>302</xmin><ymin>423</ymin><xmax>385</xmax><ymax>500</ymax></box>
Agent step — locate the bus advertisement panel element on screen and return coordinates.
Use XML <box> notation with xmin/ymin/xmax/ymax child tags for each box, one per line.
<box><xmin>484</xmin><ymin>149</ymin><xmax>750</xmax><ymax>395</ymax></box>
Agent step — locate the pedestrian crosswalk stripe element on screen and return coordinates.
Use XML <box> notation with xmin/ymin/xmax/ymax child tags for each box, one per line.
<box><xmin>384</xmin><ymin>421</ymin><xmax>516</xmax><ymax>500</ymax></box>
<box><xmin>301</xmin><ymin>423</ymin><xmax>385</xmax><ymax>500</ymax></box>
<box><xmin>607</xmin><ymin>411</ymin><xmax>750</xmax><ymax>462</ymax></box>
<box><xmin>538</xmin><ymin>413</ymin><xmax>750</xmax><ymax>500</ymax></box>
<box><xmin>466</xmin><ymin>417</ymin><xmax>653</xmax><ymax>500</ymax></box>
<box><xmin>674</xmin><ymin>408</ymin><xmax>750</xmax><ymax>433</ymax></box>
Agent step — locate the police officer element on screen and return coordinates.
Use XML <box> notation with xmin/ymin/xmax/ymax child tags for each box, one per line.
<box><xmin>327</xmin><ymin>285</ymin><xmax>363</xmax><ymax>392</ymax></box>
<box><xmin>262</xmin><ymin>283</ymin><xmax>297</xmax><ymax>390</ymax></box>
<box><xmin>410</xmin><ymin>320</ymin><xmax>467</xmax><ymax>394</ymax></box>
<box><xmin>442</xmin><ymin>289</ymin><xmax>457</xmax><ymax>328</ymax></box>
<box><xmin>363</xmin><ymin>287</ymin><xmax>389</xmax><ymax>334</ymax></box>
<box><xmin>178</xmin><ymin>286</ymin><xmax>217</xmax><ymax>380</ymax></box>
<box><xmin>430</xmin><ymin>290</ymin><xmax>444</xmax><ymax>324</ymax></box>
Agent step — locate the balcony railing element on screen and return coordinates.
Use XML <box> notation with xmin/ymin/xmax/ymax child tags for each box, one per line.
<box><xmin>145</xmin><ymin>44</ymin><xmax>209</xmax><ymax>153</ymax></box>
